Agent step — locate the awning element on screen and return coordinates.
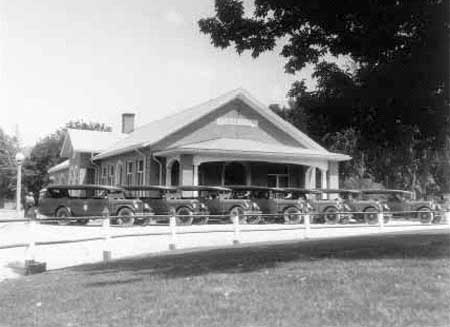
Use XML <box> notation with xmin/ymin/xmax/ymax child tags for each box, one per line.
<box><xmin>154</xmin><ymin>138</ymin><xmax>351</xmax><ymax>162</ymax></box>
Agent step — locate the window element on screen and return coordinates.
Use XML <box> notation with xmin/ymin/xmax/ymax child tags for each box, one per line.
<box><xmin>267</xmin><ymin>165</ymin><xmax>289</xmax><ymax>188</ymax></box>
<box><xmin>126</xmin><ymin>161</ymin><xmax>134</xmax><ymax>186</ymax></box>
<box><xmin>136</xmin><ymin>160</ymin><xmax>144</xmax><ymax>186</ymax></box>
<box><xmin>108</xmin><ymin>165</ymin><xmax>115</xmax><ymax>185</ymax></box>
<box><xmin>101</xmin><ymin>167</ymin><xmax>108</xmax><ymax>185</ymax></box>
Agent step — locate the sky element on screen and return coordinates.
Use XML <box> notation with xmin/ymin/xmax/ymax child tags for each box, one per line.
<box><xmin>0</xmin><ymin>0</ymin><xmax>319</xmax><ymax>147</ymax></box>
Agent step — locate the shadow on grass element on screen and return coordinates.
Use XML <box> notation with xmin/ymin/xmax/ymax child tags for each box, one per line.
<box><xmin>74</xmin><ymin>230</ymin><xmax>450</xmax><ymax>286</ymax></box>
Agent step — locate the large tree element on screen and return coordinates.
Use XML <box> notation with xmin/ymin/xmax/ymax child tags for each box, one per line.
<box><xmin>199</xmin><ymin>0</ymin><xmax>450</xmax><ymax>194</ymax></box>
<box><xmin>0</xmin><ymin>128</ymin><xmax>20</xmax><ymax>205</ymax></box>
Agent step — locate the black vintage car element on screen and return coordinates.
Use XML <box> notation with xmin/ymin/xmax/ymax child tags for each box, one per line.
<box><xmin>38</xmin><ymin>185</ymin><xmax>151</xmax><ymax>226</ymax></box>
<box><xmin>316</xmin><ymin>189</ymin><xmax>389</xmax><ymax>224</ymax></box>
<box><xmin>226</xmin><ymin>185</ymin><xmax>308</xmax><ymax>224</ymax></box>
<box><xmin>280</xmin><ymin>188</ymin><xmax>344</xmax><ymax>224</ymax></box>
<box><xmin>124</xmin><ymin>185</ymin><xmax>209</xmax><ymax>225</ymax></box>
<box><xmin>187</xmin><ymin>185</ymin><xmax>262</xmax><ymax>224</ymax></box>
<box><xmin>361</xmin><ymin>189</ymin><xmax>438</xmax><ymax>223</ymax></box>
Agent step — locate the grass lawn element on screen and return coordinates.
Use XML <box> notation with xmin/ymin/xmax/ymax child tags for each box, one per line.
<box><xmin>0</xmin><ymin>230</ymin><xmax>449</xmax><ymax>327</ymax></box>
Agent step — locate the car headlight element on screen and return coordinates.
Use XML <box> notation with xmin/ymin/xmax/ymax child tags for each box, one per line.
<box><xmin>383</xmin><ymin>204</ymin><xmax>390</xmax><ymax>210</ymax></box>
<box><xmin>133</xmin><ymin>200</ymin><xmax>139</xmax><ymax>209</ymax></box>
<box><xmin>243</xmin><ymin>202</ymin><xmax>250</xmax><ymax>209</ymax></box>
<box><xmin>344</xmin><ymin>204</ymin><xmax>351</xmax><ymax>211</ymax></box>
<box><xmin>252</xmin><ymin>202</ymin><xmax>260</xmax><ymax>210</ymax></box>
<box><xmin>200</xmin><ymin>203</ymin><xmax>206</xmax><ymax>209</ymax></box>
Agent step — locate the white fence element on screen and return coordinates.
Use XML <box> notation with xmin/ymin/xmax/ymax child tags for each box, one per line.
<box><xmin>0</xmin><ymin>210</ymin><xmax>449</xmax><ymax>275</ymax></box>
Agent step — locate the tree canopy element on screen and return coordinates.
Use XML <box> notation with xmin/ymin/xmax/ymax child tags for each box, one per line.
<box><xmin>199</xmin><ymin>0</ymin><xmax>450</xmax><ymax>195</ymax></box>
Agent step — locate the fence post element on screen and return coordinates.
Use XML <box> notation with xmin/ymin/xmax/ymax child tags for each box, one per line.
<box><xmin>102</xmin><ymin>206</ymin><xmax>112</xmax><ymax>263</ymax></box>
<box><xmin>304</xmin><ymin>213</ymin><xmax>310</xmax><ymax>239</ymax></box>
<box><xmin>378</xmin><ymin>212</ymin><xmax>384</xmax><ymax>232</ymax></box>
<box><xmin>25</xmin><ymin>218</ymin><xmax>37</xmax><ymax>264</ymax></box>
<box><xmin>445</xmin><ymin>210</ymin><xmax>450</xmax><ymax>227</ymax></box>
<box><xmin>24</xmin><ymin>217</ymin><xmax>46</xmax><ymax>274</ymax></box>
<box><xmin>169</xmin><ymin>212</ymin><xmax>177</xmax><ymax>250</ymax></box>
<box><xmin>232</xmin><ymin>213</ymin><xmax>240</xmax><ymax>245</ymax></box>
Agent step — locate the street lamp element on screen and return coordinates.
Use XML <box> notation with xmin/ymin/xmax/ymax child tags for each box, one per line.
<box><xmin>15</xmin><ymin>152</ymin><xmax>25</xmax><ymax>217</ymax></box>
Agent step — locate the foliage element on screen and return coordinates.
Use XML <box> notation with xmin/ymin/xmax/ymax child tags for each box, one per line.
<box><xmin>0</xmin><ymin>128</ymin><xmax>19</xmax><ymax>204</ymax></box>
<box><xmin>22</xmin><ymin>120</ymin><xmax>112</xmax><ymax>196</ymax></box>
<box><xmin>200</xmin><ymin>0</ymin><xmax>450</xmax><ymax>195</ymax></box>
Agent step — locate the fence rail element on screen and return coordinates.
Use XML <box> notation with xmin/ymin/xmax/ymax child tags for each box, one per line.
<box><xmin>0</xmin><ymin>209</ymin><xmax>449</xmax><ymax>275</ymax></box>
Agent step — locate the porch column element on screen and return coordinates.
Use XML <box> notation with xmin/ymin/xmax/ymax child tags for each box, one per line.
<box><xmin>193</xmin><ymin>164</ymin><xmax>199</xmax><ymax>186</ymax></box>
<box><xmin>180</xmin><ymin>154</ymin><xmax>194</xmax><ymax>186</ymax></box>
<box><xmin>305</xmin><ymin>167</ymin><xmax>316</xmax><ymax>189</ymax></box>
<box><xmin>320</xmin><ymin>168</ymin><xmax>328</xmax><ymax>199</ymax></box>
<box><xmin>328</xmin><ymin>161</ymin><xmax>339</xmax><ymax>189</ymax></box>
<box><xmin>165</xmin><ymin>166</ymin><xmax>171</xmax><ymax>186</ymax></box>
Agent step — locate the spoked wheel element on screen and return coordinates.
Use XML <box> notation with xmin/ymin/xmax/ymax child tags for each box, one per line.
<box><xmin>364</xmin><ymin>207</ymin><xmax>379</xmax><ymax>225</ymax></box>
<box><xmin>418</xmin><ymin>208</ymin><xmax>433</xmax><ymax>224</ymax></box>
<box><xmin>283</xmin><ymin>207</ymin><xmax>303</xmax><ymax>224</ymax></box>
<box><xmin>193</xmin><ymin>210</ymin><xmax>209</xmax><ymax>225</ymax></box>
<box><xmin>323</xmin><ymin>207</ymin><xmax>339</xmax><ymax>224</ymax></box>
<box><xmin>246</xmin><ymin>213</ymin><xmax>262</xmax><ymax>225</ymax></box>
<box><xmin>55</xmin><ymin>207</ymin><xmax>71</xmax><ymax>226</ymax></box>
<box><xmin>114</xmin><ymin>207</ymin><xmax>135</xmax><ymax>227</ymax></box>
<box><xmin>77</xmin><ymin>219</ymin><xmax>89</xmax><ymax>225</ymax></box>
<box><xmin>229</xmin><ymin>207</ymin><xmax>246</xmax><ymax>224</ymax></box>
<box><xmin>176</xmin><ymin>207</ymin><xmax>194</xmax><ymax>226</ymax></box>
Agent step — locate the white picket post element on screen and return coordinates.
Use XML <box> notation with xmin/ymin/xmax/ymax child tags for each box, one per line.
<box><xmin>169</xmin><ymin>213</ymin><xmax>177</xmax><ymax>250</ymax></box>
<box><xmin>25</xmin><ymin>219</ymin><xmax>37</xmax><ymax>264</ymax></box>
<box><xmin>102</xmin><ymin>207</ymin><xmax>112</xmax><ymax>262</ymax></box>
<box><xmin>378</xmin><ymin>212</ymin><xmax>384</xmax><ymax>232</ymax></box>
<box><xmin>446</xmin><ymin>210</ymin><xmax>450</xmax><ymax>227</ymax></box>
<box><xmin>304</xmin><ymin>213</ymin><xmax>310</xmax><ymax>239</ymax></box>
<box><xmin>232</xmin><ymin>213</ymin><xmax>240</xmax><ymax>245</ymax></box>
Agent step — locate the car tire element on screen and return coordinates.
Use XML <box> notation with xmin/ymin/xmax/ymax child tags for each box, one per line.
<box><xmin>176</xmin><ymin>207</ymin><xmax>194</xmax><ymax>226</ymax></box>
<box><xmin>229</xmin><ymin>206</ymin><xmax>246</xmax><ymax>224</ymax></box>
<box><xmin>283</xmin><ymin>207</ymin><xmax>302</xmax><ymax>224</ymax></box>
<box><xmin>323</xmin><ymin>207</ymin><xmax>339</xmax><ymax>224</ymax></box>
<box><xmin>114</xmin><ymin>207</ymin><xmax>135</xmax><ymax>227</ymax></box>
<box><xmin>364</xmin><ymin>207</ymin><xmax>379</xmax><ymax>225</ymax></box>
<box><xmin>77</xmin><ymin>219</ymin><xmax>89</xmax><ymax>225</ymax></box>
<box><xmin>418</xmin><ymin>207</ymin><xmax>432</xmax><ymax>224</ymax></box>
<box><xmin>193</xmin><ymin>210</ymin><xmax>209</xmax><ymax>225</ymax></box>
<box><xmin>55</xmin><ymin>207</ymin><xmax>71</xmax><ymax>226</ymax></box>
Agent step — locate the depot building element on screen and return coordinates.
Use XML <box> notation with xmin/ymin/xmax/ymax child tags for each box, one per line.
<box><xmin>48</xmin><ymin>88</ymin><xmax>351</xmax><ymax>189</ymax></box>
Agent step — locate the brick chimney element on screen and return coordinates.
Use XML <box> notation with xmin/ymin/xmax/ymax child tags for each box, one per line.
<box><xmin>121</xmin><ymin>113</ymin><xmax>135</xmax><ymax>134</ymax></box>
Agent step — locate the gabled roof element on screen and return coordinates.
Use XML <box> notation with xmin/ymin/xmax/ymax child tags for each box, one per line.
<box><xmin>94</xmin><ymin>88</ymin><xmax>330</xmax><ymax>160</ymax></box>
<box><xmin>48</xmin><ymin>159</ymin><xmax>70</xmax><ymax>174</ymax></box>
<box><xmin>60</xmin><ymin>129</ymin><xmax>126</xmax><ymax>158</ymax></box>
<box><xmin>154</xmin><ymin>138</ymin><xmax>351</xmax><ymax>161</ymax></box>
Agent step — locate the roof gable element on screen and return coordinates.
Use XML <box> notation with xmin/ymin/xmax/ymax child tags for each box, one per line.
<box><xmin>94</xmin><ymin>88</ymin><xmax>328</xmax><ymax>159</ymax></box>
<box><xmin>60</xmin><ymin>129</ymin><xmax>126</xmax><ymax>158</ymax></box>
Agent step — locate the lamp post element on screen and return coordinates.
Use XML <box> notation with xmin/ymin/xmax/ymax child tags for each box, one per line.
<box><xmin>15</xmin><ymin>152</ymin><xmax>25</xmax><ymax>218</ymax></box>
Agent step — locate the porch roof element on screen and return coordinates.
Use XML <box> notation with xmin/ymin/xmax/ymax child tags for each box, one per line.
<box><xmin>154</xmin><ymin>138</ymin><xmax>351</xmax><ymax>162</ymax></box>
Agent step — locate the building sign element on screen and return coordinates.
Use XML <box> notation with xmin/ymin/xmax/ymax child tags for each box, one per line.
<box><xmin>216</xmin><ymin>117</ymin><xmax>258</xmax><ymax>127</ymax></box>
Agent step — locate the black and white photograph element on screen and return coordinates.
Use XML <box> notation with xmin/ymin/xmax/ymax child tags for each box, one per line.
<box><xmin>0</xmin><ymin>0</ymin><xmax>449</xmax><ymax>326</ymax></box>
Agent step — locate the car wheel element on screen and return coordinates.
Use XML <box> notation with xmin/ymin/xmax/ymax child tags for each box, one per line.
<box><xmin>323</xmin><ymin>207</ymin><xmax>339</xmax><ymax>224</ymax></box>
<box><xmin>193</xmin><ymin>210</ymin><xmax>209</xmax><ymax>225</ymax></box>
<box><xmin>364</xmin><ymin>207</ymin><xmax>379</xmax><ymax>225</ymax></box>
<box><xmin>229</xmin><ymin>207</ymin><xmax>246</xmax><ymax>224</ymax></box>
<box><xmin>283</xmin><ymin>207</ymin><xmax>302</xmax><ymax>224</ymax></box>
<box><xmin>176</xmin><ymin>207</ymin><xmax>194</xmax><ymax>226</ymax></box>
<box><xmin>115</xmin><ymin>207</ymin><xmax>135</xmax><ymax>227</ymax></box>
<box><xmin>246</xmin><ymin>212</ymin><xmax>262</xmax><ymax>224</ymax></box>
<box><xmin>418</xmin><ymin>207</ymin><xmax>432</xmax><ymax>224</ymax></box>
<box><xmin>55</xmin><ymin>207</ymin><xmax>71</xmax><ymax>226</ymax></box>
<box><xmin>77</xmin><ymin>219</ymin><xmax>89</xmax><ymax>225</ymax></box>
